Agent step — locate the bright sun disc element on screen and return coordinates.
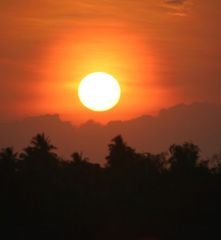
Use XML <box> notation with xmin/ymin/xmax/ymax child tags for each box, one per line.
<box><xmin>78</xmin><ymin>72</ymin><xmax>121</xmax><ymax>112</ymax></box>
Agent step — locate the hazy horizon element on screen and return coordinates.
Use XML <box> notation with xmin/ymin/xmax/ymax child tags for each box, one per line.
<box><xmin>1</xmin><ymin>100</ymin><xmax>217</xmax><ymax>126</ymax></box>
<box><xmin>1</xmin><ymin>102</ymin><xmax>221</xmax><ymax>164</ymax></box>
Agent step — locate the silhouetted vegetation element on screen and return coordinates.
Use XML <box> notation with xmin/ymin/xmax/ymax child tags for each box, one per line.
<box><xmin>0</xmin><ymin>133</ymin><xmax>221</xmax><ymax>239</ymax></box>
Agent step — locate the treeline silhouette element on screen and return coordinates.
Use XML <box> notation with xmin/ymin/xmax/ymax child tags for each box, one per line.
<box><xmin>1</xmin><ymin>133</ymin><xmax>221</xmax><ymax>240</ymax></box>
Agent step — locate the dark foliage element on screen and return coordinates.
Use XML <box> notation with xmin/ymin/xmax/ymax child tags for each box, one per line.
<box><xmin>0</xmin><ymin>133</ymin><xmax>220</xmax><ymax>239</ymax></box>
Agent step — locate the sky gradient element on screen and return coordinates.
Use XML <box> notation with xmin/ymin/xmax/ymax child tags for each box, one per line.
<box><xmin>1</xmin><ymin>0</ymin><xmax>221</xmax><ymax>124</ymax></box>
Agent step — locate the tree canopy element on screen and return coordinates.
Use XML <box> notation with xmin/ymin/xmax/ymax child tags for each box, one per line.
<box><xmin>0</xmin><ymin>133</ymin><xmax>220</xmax><ymax>240</ymax></box>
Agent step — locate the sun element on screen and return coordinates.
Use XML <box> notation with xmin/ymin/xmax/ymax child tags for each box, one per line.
<box><xmin>78</xmin><ymin>72</ymin><xmax>121</xmax><ymax>112</ymax></box>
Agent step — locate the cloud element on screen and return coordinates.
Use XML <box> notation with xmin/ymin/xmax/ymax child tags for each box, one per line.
<box><xmin>1</xmin><ymin>103</ymin><xmax>221</xmax><ymax>163</ymax></box>
<box><xmin>165</xmin><ymin>0</ymin><xmax>186</xmax><ymax>5</ymax></box>
<box><xmin>162</xmin><ymin>0</ymin><xmax>190</xmax><ymax>16</ymax></box>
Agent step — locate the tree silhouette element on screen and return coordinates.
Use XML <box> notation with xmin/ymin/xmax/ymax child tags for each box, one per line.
<box><xmin>70</xmin><ymin>152</ymin><xmax>89</xmax><ymax>166</ymax></box>
<box><xmin>169</xmin><ymin>142</ymin><xmax>200</xmax><ymax>174</ymax></box>
<box><xmin>141</xmin><ymin>152</ymin><xmax>166</xmax><ymax>175</ymax></box>
<box><xmin>20</xmin><ymin>133</ymin><xmax>58</xmax><ymax>173</ymax></box>
<box><xmin>0</xmin><ymin>133</ymin><xmax>221</xmax><ymax>240</ymax></box>
<box><xmin>209</xmin><ymin>151</ymin><xmax>221</xmax><ymax>173</ymax></box>
<box><xmin>106</xmin><ymin>135</ymin><xmax>137</xmax><ymax>169</ymax></box>
<box><xmin>0</xmin><ymin>147</ymin><xmax>17</xmax><ymax>177</ymax></box>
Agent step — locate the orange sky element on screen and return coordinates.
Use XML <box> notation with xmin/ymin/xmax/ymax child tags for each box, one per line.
<box><xmin>1</xmin><ymin>0</ymin><xmax>221</xmax><ymax>124</ymax></box>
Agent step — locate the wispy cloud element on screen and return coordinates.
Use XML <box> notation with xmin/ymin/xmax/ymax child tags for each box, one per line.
<box><xmin>163</xmin><ymin>0</ymin><xmax>191</xmax><ymax>17</ymax></box>
<box><xmin>165</xmin><ymin>0</ymin><xmax>186</xmax><ymax>5</ymax></box>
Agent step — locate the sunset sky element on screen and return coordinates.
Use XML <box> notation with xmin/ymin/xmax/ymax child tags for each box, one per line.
<box><xmin>1</xmin><ymin>0</ymin><xmax>221</xmax><ymax>124</ymax></box>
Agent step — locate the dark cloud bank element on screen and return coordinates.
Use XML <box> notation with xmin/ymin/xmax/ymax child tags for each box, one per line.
<box><xmin>1</xmin><ymin>102</ymin><xmax>220</xmax><ymax>163</ymax></box>
<box><xmin>165</xmin><ymin>0</ymin><xmax>186</xmax><ymax>4</ymax></box>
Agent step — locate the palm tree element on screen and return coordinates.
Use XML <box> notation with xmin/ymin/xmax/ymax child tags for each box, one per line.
<box><xmin>106</xmin><ymin>135</ymin><xmax>137</xmax><ymax>168</ymax></box>
<box><xmin>20</xmin><ymin>133</ymin><xmax>58</xmax><ymax>172</ymax></box>
<box><xmin>30</xmin><ymin>133</ymin><xmax>56</xmax><ymax>152</ymax></box>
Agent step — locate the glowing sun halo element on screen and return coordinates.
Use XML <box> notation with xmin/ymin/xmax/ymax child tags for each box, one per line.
<box><xmin>78</xmin><ymin>72</ymin><xmax>121</xmax><ymax>112</ymax></box>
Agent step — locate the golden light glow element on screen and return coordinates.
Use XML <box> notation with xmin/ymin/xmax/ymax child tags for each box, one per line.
<box><xmin>78</xmin><ymin>72</ymin><xmax>121</xmax><ymax>112</ymax></box>
<box><xmin>37</xmin><ymin>22</ymin><xmax>157</xmax><ymax>124</ymax></box>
